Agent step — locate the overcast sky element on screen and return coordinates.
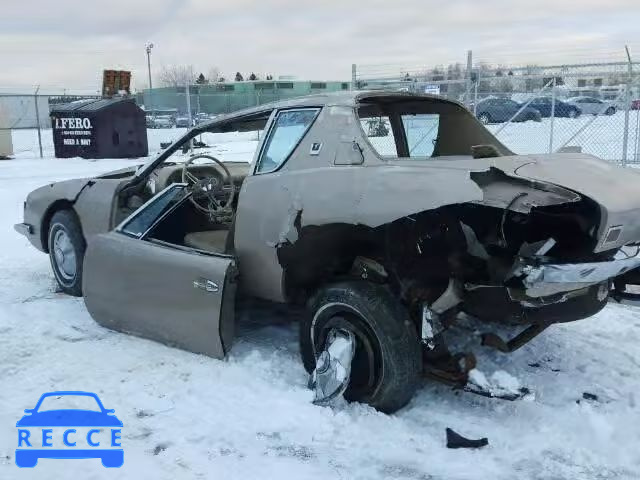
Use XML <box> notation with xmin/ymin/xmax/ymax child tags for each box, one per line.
<box><xmin>1</xmin><ymin>0</ymin><xmax>639</xmax><ymax>93</ymax></box>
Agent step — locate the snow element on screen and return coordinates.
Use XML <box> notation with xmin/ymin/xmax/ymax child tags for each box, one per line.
<box><xmin>2</xmin><ymin>129</ymin><xmax>640</xmax><ymax>479</ymax></box>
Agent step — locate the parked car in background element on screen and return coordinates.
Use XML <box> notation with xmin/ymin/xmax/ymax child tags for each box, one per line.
<box><xmin>194</xmin><ymin>113</ymin><xmax>212</xmax><ymax>125</ymax></box>
<box><xmin>475</xmin><ymin>98</ymin><xmax>542</xmax><ymax>124</ymax></box>
<box><xmin>631</xmin><ymin>99</ymin><xmax>640</xmax><ymax>111</ymax></box>
<box><xmin>566</xmin><ymin>97</ymin><xmax>617</xmax><ymax>116</ymax></box>
<box><xmin>527</xmin><ymin>97</ymin><xmax>581</xmax><ymax>118</ymax></box>
<box><xmin>146</xmin><ymin>115</ymin><xmax>175</xmax><ymax>129</ymax></box>
<box><xmin>175</xmin><ymin>115</ymin><xmax>194</xmax><ymax>128</ymax></box>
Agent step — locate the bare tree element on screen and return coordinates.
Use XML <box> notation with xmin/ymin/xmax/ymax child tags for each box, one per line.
<box><xmin>207</xmin><ymin>67</ymin><xmax>220</xmax><ymax>83</ymax></box>
<box><xmin>158</xmin><ymin>64</ymin><xmax>197</xmax><ymax>87</ymax></box>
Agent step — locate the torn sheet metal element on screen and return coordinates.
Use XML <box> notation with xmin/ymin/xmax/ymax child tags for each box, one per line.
<box><xmin>521</xmin><ymin>248</ymin><xmax>640</xmax><ymax>288</ymax></box>
<box><xmin>421</xmin><ymin>305</ymin><xmax>444</xmax><ymax>349</ymax></box>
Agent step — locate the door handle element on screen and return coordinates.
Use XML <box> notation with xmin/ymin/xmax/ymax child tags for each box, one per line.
<box><xmin>193</xmin><ymin>278</ymin><xmax>219</xmax><ymax>293</ymax></box>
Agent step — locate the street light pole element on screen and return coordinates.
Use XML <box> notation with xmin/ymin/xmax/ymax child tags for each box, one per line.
<box><xmin>146</xmin><ymin>43</ymin><xmax>154</xmax><ymax>117</ymax></box>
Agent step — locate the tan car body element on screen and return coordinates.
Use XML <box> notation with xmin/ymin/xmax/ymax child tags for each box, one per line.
<box><xmin>16</xmin><ymin>91</ymin><xmax>640</xmax><ymax>361</ymax></box>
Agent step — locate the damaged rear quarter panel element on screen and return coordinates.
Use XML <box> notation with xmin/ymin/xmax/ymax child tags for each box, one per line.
<box><xmin>234</xmin><ymin>164</ymin><xmax>486</xmax><ymax>301</ymax></box>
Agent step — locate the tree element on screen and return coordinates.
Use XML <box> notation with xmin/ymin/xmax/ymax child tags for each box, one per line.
<box><xmin>248</xmin><ymin>72</ymin><xmax>258</xmax><ymax>81</ymax></box>
<box><xmin>207</xmin><ymin>67</ymin><xmax>220</xmax><ymax>83</ymax></box>
<box><xmin>235</xmin><ymin>72</ymin><xmax>244</xmax><ymax>82</ymax></box>
<box><xmin>158</xmin><ymin>64</ymin><xmax>196</xmax><ymax>87</ymax></box>
<box><xmin>195</xmin><ymin>73</ymin><xmax>208</xmax><ymax>84</ymax></box>
<box><xmin>523</xmin><ymin>64</ymin><xmax>544</xmax><ymax>92</ymax></box>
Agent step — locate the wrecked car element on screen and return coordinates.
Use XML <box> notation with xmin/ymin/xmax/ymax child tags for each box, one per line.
<box><xmin>15</xmin><ymin>91</ymin><xmax>640</xmax><ymax>413</ymax></box>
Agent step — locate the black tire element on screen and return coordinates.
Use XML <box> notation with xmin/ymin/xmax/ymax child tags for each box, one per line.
<box><xmin>605</xmin><ymin>107</ymin><xmax>616</xmax><ymax>116</ymax></box>
<box><xmin>48</xmin><ymin>209</ymin><xmax>86</xmax><ymax>296</ymax></box>
<box><xmin>301</xmin><ymin>281</ymin><xmax>422</xmax><ymax>413</ymax></box>
<box><xmin>477</xmin><ymin>112</ymin><xmax>491</xmax><ymax>125</ymax></box>
<box><xmin>568</xmin><ymin>108</ymin><xmax>579</xmax><ymax>118</ymax></box>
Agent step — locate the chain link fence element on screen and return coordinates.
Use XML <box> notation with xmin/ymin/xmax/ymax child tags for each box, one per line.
<box><xmin>0</xmin><ymin>93</ymin><xmax>103</xmax><ymax>158</ymax></box>
<box><xmin>354</xmin><ymin>54</ymin><xmax>640</xmax><ymax>164</ymax></box>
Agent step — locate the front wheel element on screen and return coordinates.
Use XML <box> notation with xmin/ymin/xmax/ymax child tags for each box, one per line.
<box><xmin>605</xmin><ymin>107</ymin><xmax>616</xmax><ymax>116</ymax></box>
<box><xmin>301</xmin><ymin>281</ymin><xmax>422</xmax><ymax>413</ymax></box>
<box><xmin>48</xmin><ymin>209</ymin><xmax>86</xmax><ymax>296</ymax></box>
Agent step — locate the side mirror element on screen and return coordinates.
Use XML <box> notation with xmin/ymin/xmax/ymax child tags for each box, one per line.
<box><xmin>104</xmin><ymin>409</ymin><xmax>115</xmax><ymax>414</ymax></box>
<box><xmin>24</xmin><ymin>409</ymin><xmax>34</xmax><ymax>414</ymax></box>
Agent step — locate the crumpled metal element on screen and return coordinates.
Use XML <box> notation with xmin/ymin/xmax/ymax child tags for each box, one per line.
<box><xmin>521</xmin><ymin>247</ymin><xmax>640</xmax><ymax>288</ymax></box>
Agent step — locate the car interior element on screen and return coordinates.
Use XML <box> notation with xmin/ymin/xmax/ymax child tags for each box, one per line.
<box><xmin>120</xmin><ymin>110</ymin><xmax>273</xmax><ymax>256</ymax></box>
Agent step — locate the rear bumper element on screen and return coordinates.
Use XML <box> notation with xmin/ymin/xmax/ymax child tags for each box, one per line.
<box><xmin>520</xmin><ymin>248</ymin><xmax>640</xmax><ymax>296</ymax></box>
<box><xmin>15</xmin><ymin>448</ymin><xmax>124</xmax><ymax>468</ymax></box>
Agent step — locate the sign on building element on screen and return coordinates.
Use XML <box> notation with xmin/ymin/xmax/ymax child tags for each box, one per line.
<box><xmin>424</xmin><ymin>84</ymin><xmax>441</xmax><ymax>95</ymax></box>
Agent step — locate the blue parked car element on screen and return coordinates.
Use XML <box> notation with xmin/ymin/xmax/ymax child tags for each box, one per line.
<box><xmin>475</xmin><ymin>97</ymin><xmax>542</xmax><ymax>124</ymax></box>
<box><xmin>528</xmin><ymin>97</ymin><xmax>582</xmax><ymax>118</ymax></box>
<box><xmin>15</xmin><ymin>391</ymin><xmax>123</xmax><ymax>468</ymax></box>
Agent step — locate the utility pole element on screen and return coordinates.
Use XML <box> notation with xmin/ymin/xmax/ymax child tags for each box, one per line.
<box><xmin>146</xmin><ymin>43</ymin><xmax>154</xmax><ymax>117</ymax></box>
<box><xmin>34</xmin><ymin>85</ymin><xmax>43</xmax><ymax>158</ymax></box>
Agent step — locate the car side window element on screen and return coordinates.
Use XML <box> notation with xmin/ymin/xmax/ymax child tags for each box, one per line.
<box><xmin>118</xmin><ymin>184</ymin><xmax>187</xmax><ymax>238</ymax></box>
<box><xmin>256</xmin><ymin>108</ymin><xmax>320</xmax><ymax>173</ymax></box>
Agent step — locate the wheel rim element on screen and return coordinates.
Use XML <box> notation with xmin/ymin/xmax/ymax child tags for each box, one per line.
<box><xmin>479</xmin><ymin>114</ymin><xmax>489</xmax><ymax>124</ymax></box>
<box><xmin>569</xmin><ymin>110</ymin><xmax>576</xmax><ymax>118</ymax></box>
<box><xmin>53</xmin><ymin>228</ymin><xmax>76</xmax><ymax>281</ymax></box>
<box><xmin>313</xmin><ymin>310</ymin><xmax>382</xmax><ymax>400</ymax></box>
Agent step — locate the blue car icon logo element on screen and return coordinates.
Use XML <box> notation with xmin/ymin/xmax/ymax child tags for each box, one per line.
<box><xmin>16</xmin><ymin>391</ymin><xmax>123</xmax><ymax>468</ymax></box>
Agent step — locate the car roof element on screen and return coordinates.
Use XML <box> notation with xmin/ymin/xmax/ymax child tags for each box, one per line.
<box><xmin>196</xmin><ymin>90</ymin><xmax>467</xmax><ymax>129</ymax></box>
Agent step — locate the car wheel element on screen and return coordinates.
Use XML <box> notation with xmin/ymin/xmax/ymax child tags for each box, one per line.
<box><xmin>48</xmin><ymin>209</ymin><xmax>86</xmax><ymax>297</ymax></box>
<box><xmin>605</xmin><ymin>107</ymin><xmax>616</xmax><ymax>115</ymax></box>
<box><xmin>477</xmin><ymin>113</ymin><xmax>491</xmax><ymax>125</ymax></box>
<box><xmin>301</xmin><ymin>281</ymin><xmax>422</xmax><ymax>413</ymax></box>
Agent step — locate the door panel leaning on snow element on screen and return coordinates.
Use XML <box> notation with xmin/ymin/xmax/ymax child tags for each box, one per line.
<box><xmin>82</xmin><ymin>185</ymin><xmax>237</xmax><ymax>358</ymax></box>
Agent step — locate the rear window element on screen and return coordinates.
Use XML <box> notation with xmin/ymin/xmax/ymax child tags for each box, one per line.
<box><xmin>357</xmin><ymin>97</ymin><xmax>505</xmax><ymax>159</ymax></box>
<box><xmin>402</xmin><ymin>114</ymin><xmax>440</xmax><ymax>157</ymax></box>
<box><xmin>359</xmin><ymin>115</ymin><xmax>396</xmax><ymax>156</ymax></box>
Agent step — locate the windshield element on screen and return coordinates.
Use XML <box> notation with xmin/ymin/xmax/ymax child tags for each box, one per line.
<box><xmin>37</xmin><ymin>394</ymin><xmax>102</xmax><ymax>412</ymax></box>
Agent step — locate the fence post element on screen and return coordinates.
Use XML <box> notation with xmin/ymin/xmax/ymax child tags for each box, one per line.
<box><xmin>622</xmin><ymin>46</ymin><xmax>633</xmax><ymax>164</ymax></box>
<box><xmin>351</xmin><ymin>64</ymin><xmax>357</xmax><ymax>90</ymax></box>
<box><xmin>34</xmin><ymin>86</ymin><xmax>43</xmax><ymax>158</ymax></box>
<box><xmin>465</xmin><ymin>50</ymin><xmax>473</xmax><ymax>106</ymax></box>
<box><xmin>185</xmin><ymin>82</ymin><xmax>192</xmax><ymax>124</ymax></box>
<box><xmin>549</xmin><ymin>77</ymin><xmax>556</xmax><ymax>153</ymax></box>
<box><xmin>473</xmin><ymin>75</ymin><xmax>479</xmax><ymax>115</ymax></box>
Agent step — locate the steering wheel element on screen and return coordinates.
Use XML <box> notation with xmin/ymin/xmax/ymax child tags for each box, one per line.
<box><xmin>181</xmin><ymin>154</ymin><xmax>236</xmax><ymax>218</ymax></box>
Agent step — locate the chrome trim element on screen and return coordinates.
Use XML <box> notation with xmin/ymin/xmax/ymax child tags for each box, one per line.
<box><xmin>193</xmin><ymin>277</ymin><xmax>220</xmax><ymax>293</ymax></box>
<box><xmin>14</xmin><ymin>223</ymin><xmax>33</xmax><ymax>236</ymax></box>
<box><xmin>521</xmin><ymin>248</ymin><xmax>640</xmax><ymax>289</ymax></box>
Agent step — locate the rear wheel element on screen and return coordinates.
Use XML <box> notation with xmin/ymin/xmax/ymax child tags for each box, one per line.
<box><xmin>605</xmin><ymin>106</ymin><xmax>616</xmax><ymax>116</ymax></box>
<box><xmin>48</xmin><ymin>209</ymin><xmax>86</xmax><ymax>296</ymax></box>
<box><xmin>568</xmin><ymin>108</ymin><xmax>579</xmax><ymax>118</ymax></box>
<box><xmin>301</xmin><ymin>281</ymin><xmax>422</xmax><ymax>413</ymax></box>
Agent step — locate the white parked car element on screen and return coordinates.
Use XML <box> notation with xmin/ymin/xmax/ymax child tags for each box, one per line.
<box><xmin>566</xmin><ymin>96</ymin><xmax>617</xmax><ymax>116</ymax></box>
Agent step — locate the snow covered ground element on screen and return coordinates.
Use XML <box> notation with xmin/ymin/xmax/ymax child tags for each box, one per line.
<box><xmin>1</xmin><ymin>130</ymin><xmax>640</xmax><ymax>479</ymax></box>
